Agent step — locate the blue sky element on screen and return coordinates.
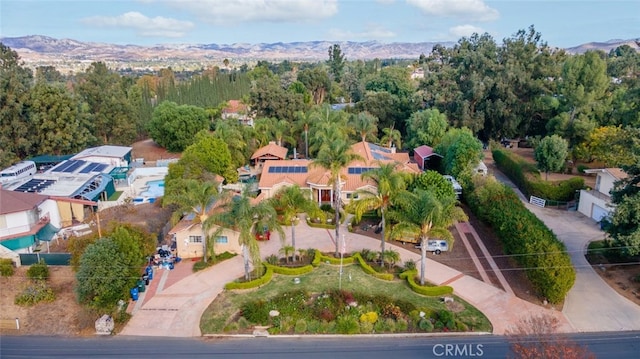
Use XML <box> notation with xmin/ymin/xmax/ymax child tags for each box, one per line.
<box><xmin>1</xmin><ymin>0</ymin><xmax>638</xmax><ymax>47</ymax></box>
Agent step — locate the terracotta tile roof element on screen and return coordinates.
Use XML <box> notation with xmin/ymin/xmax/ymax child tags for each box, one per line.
<box><xmin>414</xmin><ymin>145</ymin><xmax>442</xmax><ymax>158</ymax></box>
<box><xmin>251</xmin><ymin>142</ymin><xmax>288</xmax><ymax>160</ymax></box>
<box><xmin>259</xmin><ymin>160</ymin><xmax>318</xmax><ymax>188</ymax></box>
<box><xmin>223</xmin><ymin>100</ymin><xmax>247</xmax><ymax>114</ymax></box>
<box><xmin>0</xmin><ymin>189</ymin><xmax>49</xmax><ymax>215</ymax></box>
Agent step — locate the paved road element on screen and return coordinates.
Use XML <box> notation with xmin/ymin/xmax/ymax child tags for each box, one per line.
<box><xmin>489</xmin><ymin>164</ymin><xmax>640</xmax><ymax>331</ymax></box>
<box><xmin>3</xmin><ymin>332</ymin><xmax>640</xmax><ymax>359</ymax></box>
<box><xmin>122</xmin><ymin>216</ymin><xmax>568</xmax><ymax>337</ymax></box>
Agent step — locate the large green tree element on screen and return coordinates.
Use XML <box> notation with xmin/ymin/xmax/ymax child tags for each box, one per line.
<box><xmin>436</xmin><ymin>127</ymin><xmax>483</xmax><ymax>178</ymax></box>
<box><xmin>607</xmin><ymin>141</ymin><xmax>640</xmax><ymax>255</ymax></box>
<box><xmin>298</xmin><ymin>67</ymin><xmax>332</xmax><ymax>105</ymax></box>
<box><xmin>28</xmin><ymin>82</ymin><xmax>92</xmax><ymax>155</ymax></box>
<box><xmin>388</xmin><ymin>189</ymin><xmax>467</xmax><ymax>285</ymax></box>
<box><xmin>534</xmin><ymin>135</ymin><xmax>569</xmax><ymax>180</ymax></box>
<box><xmin>75</xmin><ymin>62</ymin><xmax>136</xmax><ymax>145</ymax></box>
<box><xmin>147</xmin><ymin>101</ymin><xmax>209</xmax><ymax>152</ymax></box>
<box><xmin>405</xmin><ymin>108</ymin><xmax>449</xmax><ymax>149</ymax></box>
<box><xmin>0</xmin><ymin>44</ymin><xmax>33</xmax><ymax>167</ymax></box>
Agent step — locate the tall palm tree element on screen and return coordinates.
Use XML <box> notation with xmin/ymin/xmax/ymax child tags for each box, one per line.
<box><xmin>206</xmin><ymin>192</ymin><xmax>285</xmax><ymax>280</ymax></box>
<box><xmin>387</xmin><ymin>189</ymin><xmax>467</xmax><ymax>285</ymax></box>
<box><xmin>349</xmin><ymin>111</ymin><xmax>379</xmax><ymax>143</ymax></box>
<box><xmin>268</xmin><ymin>185</ymin><xmax>316</xmax><ymax>255</ymax></box>
<box><xmin>294</xmin><ymin>110</ymin><xmax>313</xmax><ymax>159</ymax></box>
<box><xmin>308</xmin><ymin>105</ymin><xmax>353</xmax><ymax>155</ymax></box>
<box><xmin>273</xmin><ymin>118</ymin><xmax>296</xmax><ymax>148</ymax></box>
<box><xmin>163</xmin><ymin>179</ymin><xmax>223</xmax><ymax>263</ymax></box>
<box><xmin>349</xmin><ymin>162</ymin><xmax>405</xmax><ymax>256</ymax></box>
<box><xmin>380</xmin><ymin>125</ymin><xmax>402</xmax><ymax>149</ymax></box>
<box><xmin>312</xmin><ymin>135</ymin><xmax>362</xmax><ymax>257</ymax></box>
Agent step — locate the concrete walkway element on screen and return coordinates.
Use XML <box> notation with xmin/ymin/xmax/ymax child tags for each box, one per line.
<box><xmin>121</xmin><ymin>218</ymin><xmax>570</xmax><ymax>337</ymax></box>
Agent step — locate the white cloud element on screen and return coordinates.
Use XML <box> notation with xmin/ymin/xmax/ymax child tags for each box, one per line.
<box><xmin>449</xmin><ymin>24</ymin><xmax>485</xmax><ymax>38</ymax></box>
<box><xmin>406</xmin><ymin>0</ymin><xmax>499</xmax><ymax>21</ymax></box>
<box><xmin>327</xmin><ymin>24</ymin><xmax>396</xmax><ymax>40</ymax></box>
<box><xmin>82</xmin><ymin>12</ymin><xmax>194</xmax><ymax>38</ymax></box>
<box><xmin>167</xmin><ymin>0</ymin><xmax>338</xmax><ymax>24</ymax></box>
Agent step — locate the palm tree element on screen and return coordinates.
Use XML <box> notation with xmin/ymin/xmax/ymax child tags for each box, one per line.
<box><xmin>381</xmin><ymin>249</ymin><xmax>400</xmax><ymax>270</ymax></box>
<box><xmin>380</xmin><ymin>125</ymin><xmax>402</xmax><ymax>149</ymax></box>
<box><xmin>280</xmin><ymin>245</ymin><xmax>295</xmax><ymax>264</ymax></box>
<box><xmin>206</xmin><ymin>192</ymin><xmax>285</xmax><ymax>280</ymax></box>
<box><xmin>267</xmin><ymin>185</ymin><xmax>315</xmax><ymax>255</ymax></box>
<box><xmin>273</xmin><ymin>118</ymin><xmax>296</xmax><ymax>148</ymax></box>
<box><xmin>349</xmin><ymin>162</ymin><xmax>405</xmax><ymax>256</ymax></box>
<box><xmin>349</xmin><ymin>111</ymin><xmax>379</xmax><ymax>143</ymax></box>
<box><xmin>308</xmin><ymin>105</ymin><xmax>353</xmax><ymax>155</ymax></box>
<box><xmin>163</xmin><ymin>179</ymin><xmax>223</xmax><ymax>263</ymax></box>
<box><xmin>294</xmin><ymin>110</ymin><xmax>313</xmax><ymax>159</ymax></box>
<box><xmin>388</xmin><ymin>189</ymin><xmax>467</xmax><ymax>285</ymax></box>
<box><xmin>312</xmin><ymin>135</ymin><xmax>362</xmax><ymax>257</ymax></box>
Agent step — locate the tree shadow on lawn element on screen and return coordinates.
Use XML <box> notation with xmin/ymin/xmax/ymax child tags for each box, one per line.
<box><xmin>200</xmin><ymin>263</ymin><xmax>492</xmax><ymax>335</ymax></box>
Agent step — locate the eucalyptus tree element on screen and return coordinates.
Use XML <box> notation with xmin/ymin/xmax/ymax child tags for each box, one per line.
<box><xmin>312</xmin><ymin>133</ymin><xmax>362</xmax><ymax>257</ymax></box>
<box><xmin>405</xmin><ymin>109</ymin><xmax>449</xmax><ymax>149</ymax></box>
<box><xmin>206</xmin><ymin>192</ymin><xmax>285</xmax><ymax>280</ymax></box>
<box><xmin>163</xmin><ymin>179</ymin><xmax>224</xmax><ymax>262</ymax></box>
<box><xmin>388</xmin><ymin>189</ymin><xmax>467</xmax><ymax>285</ymax></box>
<box><xmin>268</xmin><ymin>185</ymin><xmax>316</xmax><ymax>254</ymax></box>
<box><xmin>348</xmin><ymin>163</ymin><xmax>406</xmax><ymax>256</ymax></box>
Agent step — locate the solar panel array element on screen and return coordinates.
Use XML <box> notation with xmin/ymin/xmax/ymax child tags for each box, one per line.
<box><xmin>14</xmin><ymin>179</ymin><xmax>56</xmax><ymax>193</ymax></box>
<box><xmin>268</xmin><ymin>166</ymin><xmax>308</xmax><ymax>174</ymax></box>
<box><xmin>51</xmin><ymin>160</ymin><xmax>86</xmax><ymax>173</ymax></box>
<box><xmin>347</xmin><ymin>167</ymin><xmax>376</xmax><ymax>175</ymax></box>
<box><xmin>80</xmin><ymin>163</ymin><xmax>108</xmax><ymax>174</ymax></box>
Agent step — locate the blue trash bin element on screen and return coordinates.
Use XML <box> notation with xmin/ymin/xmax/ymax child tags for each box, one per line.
<box><xmin>146</xmin><ymin>266</ymin><xmax>153</xmax><ymax>280</ymax></box>
<box><xmin>169</xmin><ymin>262</ymin><xmax>174</xmax><ymax>270</ymax></box>
<box><xmin>130</xmin><ymin>287</ymin><xmax>139</xmax><ymax>301</ymax></box>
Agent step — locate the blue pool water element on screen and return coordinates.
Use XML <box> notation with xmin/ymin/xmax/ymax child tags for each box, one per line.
<box><xmin>140</xmin><ymin>179</ymin><xmax>165</xmax><ymax>198</ymax></box>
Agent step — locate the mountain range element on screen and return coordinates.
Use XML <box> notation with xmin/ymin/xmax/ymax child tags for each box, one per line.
<box><xmin>1</xmin><ymin>35</ymin><xmax>638</xmax><ymax>68</ymax></box>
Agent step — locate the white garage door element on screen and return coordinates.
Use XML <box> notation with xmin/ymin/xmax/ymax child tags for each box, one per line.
<box><xmin>591</xmin><ymin>204</ymin><xmax>608</xmax><ymax>222</ymax></box>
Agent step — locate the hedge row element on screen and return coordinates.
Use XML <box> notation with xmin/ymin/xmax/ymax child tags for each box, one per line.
<box><xmin>399</xmin><ymin>270</ymin><xmax>454</xmax><ymax>296</ymax></box>
<box><xmin>466</xmin><ymin>179</ymin><xmax>576</xmax><ymax>303</ymax></box>
<box><xmin>492</xmin><ymin>148</ymin><xmax>583</xmax><ymax>202</ymax></box>
<box><xmin>313</xmin><ymin>252</ymin><xmax>355</xmax><ymax>266</ymax></box>
<box><xmin>352</xmin><ymin>253</ymin><xmax>394</xmax><ymax>281</ymax></box>
<box><xmin>224</xmin><ymin>266</ymin><xmax>274</xmax><ymax>290</ymax></box>
<box><xmin>266</xmin><ymin>263</ymin><xmax>314</xmax><ymax>276</ymax></box>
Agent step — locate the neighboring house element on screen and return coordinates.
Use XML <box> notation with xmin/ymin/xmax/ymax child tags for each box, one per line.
<box><xmin>0</xmin><ymin>189</ymin><xmax>63</xmax><ymax>253</ymax></box>
<box><xmin>474</xmin><ymin>161</ymin><xmax>488</xmax><ymax>176</ymax></box>
<box><xmin>71</xmin><ymin>145</ymin><xmax>132</xmax><ymax>167</ymax></box>
<box><xmin>250</xmin><ymin>141</ymin><xmax>288</xmax><ymax>167</ymax></box>
<box><xmin>410</xmin><ymin>68</ymin><xmax>424</xmax><ymax>80</ymax></box>
<box><xmin>258</xmin><ymin>141</ymin><xmax>420</xmax><ymax>205</ymax></box>
<box><xmin>169</xmin><ymin>216</ymin><xmax>243</xmax><ymax>260</ymax></box>
<box><xmin>413</xmin><ymin>145</ymin><xmax>443</xmax><ymax>171</ymax></box>
<box><xmin>222</xmin><ymin>100</ymin><xmax>253</xmax><ymax>126</ymax></box>
<box><xmin>578</xmin><ymin>168</ymin><xmax>627</xmax><ymax>222</ymax></box>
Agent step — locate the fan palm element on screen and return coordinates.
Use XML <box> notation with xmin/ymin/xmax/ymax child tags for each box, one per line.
<box><xmin>348</xmin><ymin>162</ymin><xmax>405</xmax><ymax>256</ymax></box>
<box><xmin>312</xmin><ymin>134</ymin><xmax>362</xmax><ymax>257</ymax></box>
<box><xmin>163</xmin><ymin>179</ymin><xmax>223</xmax><ymax>263</ymax></box>
<box><xmin>206</xmin><ymin>192</ymin><xmax>285</xmax><ymax>280</ymax></box>
<box><xmin>388</xmin><ymin>189</ymin><xmax>467</xmax><ymax>285</ymax></box>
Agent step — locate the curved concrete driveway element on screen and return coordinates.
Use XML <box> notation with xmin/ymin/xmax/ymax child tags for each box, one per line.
<box><xmin>524</xmin><ymin>204</ymin><xmax>640</xmax><ymax>331</ymax></box>
<box><xmin>121</xmin><ymin>218</ymin><xmax>569</xmax><ymax>337</ymax></box>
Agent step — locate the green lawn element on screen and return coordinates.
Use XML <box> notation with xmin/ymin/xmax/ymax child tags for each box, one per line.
<box><xmin>200</xmin><ymin>263</ymin><xmax>492</xmax><ymax>334</ymax></box>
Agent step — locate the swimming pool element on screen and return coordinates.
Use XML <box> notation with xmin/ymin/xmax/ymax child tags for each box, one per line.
<box><xmin>140</xmin><ymin>179</ymin><xmax>165</xmax><ymax>198</ymax></box>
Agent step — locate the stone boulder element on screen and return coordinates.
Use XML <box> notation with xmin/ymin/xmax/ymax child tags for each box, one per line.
<box><xmin>95</xmin><ymin>314</ymin><xmax>114</xmax><ymax>335</ymax></box>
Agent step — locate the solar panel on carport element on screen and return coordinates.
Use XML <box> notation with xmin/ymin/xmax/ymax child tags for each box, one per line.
<box><xmin>14</xmin><ymin>179</ymin><xmax>56</xmax><ymax>192</ymax></box>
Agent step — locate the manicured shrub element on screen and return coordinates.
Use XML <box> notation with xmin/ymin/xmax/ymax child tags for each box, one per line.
<box><xmin>396</xmin><ymin>317</ymin><xmax>409</xmax><ymax>332</ymax></box>
<box><xmin>359</xmin><ymin>311</ymin><xmax>379</xmax><ymax>324</ymax></box>
<box><xmin>353</xmin><ymin>252</ymin><xmax>394</xmax><ymax>281</ymax></box>
<box><xmin>0</xmin><ymin>258</ymin><xmax>15</xmax><ymax>277</ymax></box>
<box><xmin>294</xmin><ymin>319</ymin><xmax>308</xmax><ymax>334</ymax></box>
<box><xmin>240</xmin><ymin>300</ymin><xmax>270</xmax><ymax>325</ymax></box>
<box><xmin>399</xmin><ymin>270</ymin><xmax>454</xmax><ymax>296</ymax></box>
<box><xmin>266</xmin><ymin>263</ymin><xmax>314</xmax><ymax>275</ymax></box>
<box><xmin>225</xmin><ymin>265</ymin><xmax>273</xmax><ymax>290</ymax></box>
<box><xmin>360</xmin><ymin>321</ymin><xmax>374</xmax><ymax>333</ymax></box>
<box><xmin>335</xmin><ymin>316</ymin><xmax>360</xmax><ymax>334</ymax></box>
<box><xmin>403</xmin><ymin>259</ymin><xmax>416</xmax><ymax>271</ymax></box>
<box><xmin>27</xmin><ymin>259</ymin><xmax>49</xmax><ymax>281</ymax></box>
<box><xmin>418</xmin><ymin>318</ymin><xmax>434</xmax><ymax>332</ymax></box>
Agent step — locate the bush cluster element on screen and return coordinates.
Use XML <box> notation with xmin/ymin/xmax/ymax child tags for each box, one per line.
<box><xmin>492</xmin><ymin>148</ymin><xmax>584</xmax><ymax>201</ymax></box>
<box><xmin>399</xmin><ymin>270</ymin><xmax>454</xmax><ymax>296</ymax></box>
<box><xmin>225</xmin><ymin>266</ymin><xmax>274</xmax><ymax>290</ymax></box>
<box><xmin>466</xmin><ymin>179</ymin><xmax>576</xmax><ymax>303</ymax></box>
<box><xmin>0</xmin><ymin>258</ymin><xmax>15</xmax><ymax>277</ymax></box>
<box><xmin>27</xmin><ymin>259</ymin><xmax>49</xmax><ymax>280</ymax></box>
<box><xmin>352</xmin><ymin>253</ymin><xmax>394</xmax><ymax>281</ymax></box>
<box><xmin>15</xmin><ymin>281</ymin><xmax>56</xmax><ymax>306</ymax></box>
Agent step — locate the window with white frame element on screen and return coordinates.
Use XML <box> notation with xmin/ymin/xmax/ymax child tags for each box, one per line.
<box><xmin>215</xmin><ymin>236</ymin><xmax>228</xmax><ymax>244</ymax></box>
<box><xmin>189</xmin><ymin>235</ymin><xmax>202</xmax><ymax>243</ymax></box>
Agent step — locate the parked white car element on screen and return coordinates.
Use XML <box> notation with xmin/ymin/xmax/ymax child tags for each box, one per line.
<box><xmin>443</xmin><ymin>175</ymin><xmax>462</xmax><ymax>198</ymax></box>
<box><xmin>415</xmin><ymin>239</ymin><xmax>449</xmax><ymax>255</ymax></box>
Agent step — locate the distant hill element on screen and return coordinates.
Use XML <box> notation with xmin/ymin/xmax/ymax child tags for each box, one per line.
<box><xmin>0</xmin><ymin>35</ymin><xmax>452</xmax><ymax>62</ymax></box>
<box><xmin>565</xmin><ymin>38</ymin><xmax>640</xmax><ymax>54</ymax></box>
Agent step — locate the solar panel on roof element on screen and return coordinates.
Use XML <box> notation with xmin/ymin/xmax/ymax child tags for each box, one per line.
<box><xmin>13</xmin><ymin>179</ymin><xmax>56</xmax><ymax>193</ymax></box>
<box><xmin>268</xmin><ymin>166</ymin><xmax>307</xmax><ymax>174</ymax></box>
<box><xmin>63</xmin><ymin>160</ymin><xmax>85</xmax><ymax>173</ymax></box>
<box><xmin>94</xmin><ymin>164</ymin><xmax>107</xmax><ymax>172</ymax></box>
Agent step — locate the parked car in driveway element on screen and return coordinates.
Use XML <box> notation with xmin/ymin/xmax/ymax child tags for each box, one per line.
<box><xmin>415</xmin><ymin>239</ymin><xmax>449</xmax><ymax>255</ymax></box>
<box><xmin>443</xmin><ymin>175</ymin><xmax>462</xmax><ymax>198</ymax></box>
